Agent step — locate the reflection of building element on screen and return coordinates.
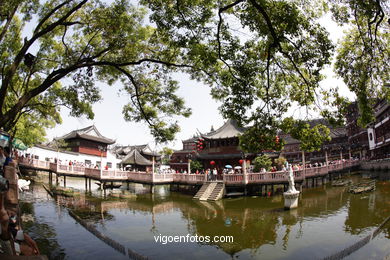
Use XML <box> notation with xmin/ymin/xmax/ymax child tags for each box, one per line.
<box><xmin>367</xmin><ymin>99</ymin><xmax>390</xmax><ymax>159</ymax></box>
<box><xmin>345</xmin><ymin>102</ymin><xmax>369</xmax><ymax>159</ymax></box>
<box><xmin>57</xmin><ymin>125</ymin><xmax>115</xmax><ymax>156</ymax></box>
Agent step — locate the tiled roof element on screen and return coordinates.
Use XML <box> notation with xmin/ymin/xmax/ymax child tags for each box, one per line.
<box><xmin>57</xmin><ymin>125</ymin><xmax>115</xmax><ymax>144</ymax></box>
<box><xmin>202</xmin><ymin>119</ymin><xmax>245</xmax><ymax>139</ymax></box>
<box><xmin>121</xmin><ymin>149</ymin><xmax>152</xmax><ymax>165</ymax></box>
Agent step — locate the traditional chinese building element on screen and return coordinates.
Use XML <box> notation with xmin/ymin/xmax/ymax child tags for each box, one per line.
<box><xmin>345</xmin><ymin>102</ymin><xmax>369</xmax><ymax>159</ymax></box>
<box><xmin>57</xmin><ymin>125</ymin><xmax>115</xmax><ymax>157</ymax></box>
<box><xmin>112</xmin><ymin>144</ymin><xmax>161</xmax><ymax>171</ymax></box>
<box><xmin>367</xmin><ymin>99</ymin><xmax>390</xmax><ymax>159</ymax></box>
<box><xmin>280</xmin><ymin>119</ymin><xmax>350</xmax><ymax>163</ymax></box>
<box><xmin>169</xmin><ymin>136</ymin><xmax>197</xmax><ymax>172</ymax></box>
<box><xmin>196</xmin><ymin>120</ymin><xmax>255</xmax><ymax>170</ymax></box>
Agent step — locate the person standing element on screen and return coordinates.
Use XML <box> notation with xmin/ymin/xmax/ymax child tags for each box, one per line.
<box><xmin>213</xmin><ymin>168</ymin><xmax>217</xmax><ymax>181</ymax></box>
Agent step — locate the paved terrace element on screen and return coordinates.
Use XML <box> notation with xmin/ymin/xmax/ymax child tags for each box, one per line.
<box><xmin>18</xmin><ymin>158</ymin><xmax>360</xmax><ymax>186</ymax></box>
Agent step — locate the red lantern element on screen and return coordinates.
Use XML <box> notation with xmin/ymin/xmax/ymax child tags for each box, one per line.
<box><xmin>239</xmin><ymin>159</ymin><xmax>244</xmax><ymax>164</ymax></box>
<box><xmin>210</xmin><ymin>161</ymin><xmax>215</xmax><ymax>166</ymax></box>
<box><xmin>275</xmin><ymin>136</ymin><xmax>280</xmax><ymax>144</ymax></box>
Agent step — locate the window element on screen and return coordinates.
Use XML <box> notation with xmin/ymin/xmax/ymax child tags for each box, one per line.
<box><xmin>369</xmin><ymin>133</ymin><xmax>373</xmax><ymax>141</ymax></box>
<box><xmin>85</xmin><ymin>160</ymin><xmax>91</xmax><ymax>165</ymax></box>
<box><xmin>106</xmin><ymin>162</ymin><xmax>112</xmax><ymax>168</ymax></box>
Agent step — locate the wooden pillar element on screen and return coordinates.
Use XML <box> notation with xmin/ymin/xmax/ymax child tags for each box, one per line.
<box><xmin>64</xmin><ymin>176</ymin><xmax>66</xmax><ymax>188</ymax></box>
<box><xmin>56</xmin><ymin>174</ymin><xmax>59</xmax><ymax>186</ymax></box>
<box><xmin>85</xmin><ymin>178</ymin><xmax>88</xmax><ymax>191</ymax></box>
<box><xmin>49</xmin><ymin>172</ymin><xmax>52</xmax><ymax>186</ymax></box>
<box><xmin>302</xmin><ymin>151</ymin><xmax>306</xmax><ymax>185</ymax></box>
<box><xmin>188</xmin><ymin>159</ymin><xmax>191</xmax><ymax>174</ymax></box>
<box><xmin>243</xmin><ymin>160</ymin><xmax>248</xmax><ymax>185</ymax></box>
<box><xmin>325</xmin><ymin>149</ymin><xmax>329</xmax><ymax>166</ymax></box>
<box><xmin>88</xmin><ymin>178</ymin><xmax>91</xmax><ymax>191</ymax></box>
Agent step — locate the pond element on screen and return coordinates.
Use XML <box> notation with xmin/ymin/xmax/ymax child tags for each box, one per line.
<box><xmin>19</xmin><ymin>172</ymin><xmax>390</xmax><ymax>260</ymax></box>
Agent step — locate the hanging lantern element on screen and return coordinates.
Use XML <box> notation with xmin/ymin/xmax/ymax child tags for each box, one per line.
<box><xmin>210</xmin><ymin>161</ymin><xmax>215</xmax><ymax>165</ymax></box>
<box><xmin>275</xmin><ymin>135</ymin><xmax>280</xmax><ymax>144</ymax></box>
<box><xmin>239</xmin><ymin>159</ymin><xmax>244</xmax><ymax>164</ymax></box>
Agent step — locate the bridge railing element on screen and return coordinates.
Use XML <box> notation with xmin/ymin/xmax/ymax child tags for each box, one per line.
<box><xmin>153</xmin><ymin>173</ymin><xmax>174</xmax><ymax>182</ymax></box>
<box><xmin>19</xmin><ymin>157</ymin><xmax>50</xmax><ymax>169</ymax></box>
<box><xmin>173</xmin><ymin>173</ymin><xmax>204</xmax><ymax>184</ymax></box>
<box><xmin>20</xmin><ymin>158</ymin><xmax>360</xmax><ymax>184</ymax></box>
<box><xmin>85</xmin><ymin>168</ymin><xmax>101</xmax><ymax>179</ymax></box>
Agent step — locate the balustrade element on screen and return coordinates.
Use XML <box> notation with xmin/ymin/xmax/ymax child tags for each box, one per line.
<box><xmin>19</xmin><ymin>158</ymin><xmax>358</xmax><ymax>185</ymax></box>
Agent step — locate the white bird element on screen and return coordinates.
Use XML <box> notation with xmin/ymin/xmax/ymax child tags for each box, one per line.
<box><xmin>18</xmin><ymin>179</ymin><xmax>30</xmax><ymax>191</ymax></box>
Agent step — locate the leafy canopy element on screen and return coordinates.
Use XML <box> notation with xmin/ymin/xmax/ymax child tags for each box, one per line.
<box><xmin>0</xmin><ymin>0</ymin><xmax>388</xmax><ymax>150</ymax></box>
<box><xmin>253</xmin><ymin>154</ymin><xmax>272</xmax><ymax>172</ymax></box>
<box><xmin>0</xmin><ymin>0</ymin><xmax>192</xmax><ymax>144</ymax></box>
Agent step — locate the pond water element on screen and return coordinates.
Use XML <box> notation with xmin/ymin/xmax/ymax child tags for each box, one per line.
<box><xmin>19</xmin><ymin>172</ymin><xmax>390</xmax><ymax>260</ymax></box>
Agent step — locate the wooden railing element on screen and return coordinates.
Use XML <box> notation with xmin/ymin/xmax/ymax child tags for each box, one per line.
<box><xmin>19</xmin><ymin>158</ymin><xmax>360</xmax><ymax>185</ymax></box>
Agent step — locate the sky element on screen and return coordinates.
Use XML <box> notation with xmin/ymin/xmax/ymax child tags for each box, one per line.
<box><xmin>43</xmin><ymin>10</ymin><xmax>352</xmax><ymax>151</ymax></box>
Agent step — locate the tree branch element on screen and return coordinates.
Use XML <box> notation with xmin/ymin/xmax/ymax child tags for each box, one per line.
<box><xmin>216</xmin><ymin>0</ymin><xmax>245</xmax><ymax>82</ymax></box>
<box><xmin>0</xmin><ymin>5</ymin><xmax>18</xmax><ymax>44</ymax></box>
<box><xmin>0</xmin><ymin>0</ymin><xmax>88</xmax><ymax>114</ymax></box>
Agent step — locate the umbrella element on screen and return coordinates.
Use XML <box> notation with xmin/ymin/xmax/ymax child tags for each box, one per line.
<box><xmin>12</xmin><ymin>138</ymin><xmax>28</xmax><ymax>150</ymax></box>
<box><xmin>225</xmin><ymin>165</ymin><xmax>233</xmax><ymax>169</ymax></box>
<box><xmin>234</xmin><ymin>166</ymin><xmax>242</xmax><ymax>169</ymax></box>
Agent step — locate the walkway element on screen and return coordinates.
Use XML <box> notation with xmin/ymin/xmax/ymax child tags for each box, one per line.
<box><xmin>18</xmin><ymin>158</ymin><xmax>360</xmax><ymax>186</ymax></box>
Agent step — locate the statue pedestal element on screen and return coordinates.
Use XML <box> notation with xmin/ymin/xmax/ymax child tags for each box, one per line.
<box><xmin>283</xmin><ymin>191</ymin><xmax>300</xmax><ymax>209</ymax></box>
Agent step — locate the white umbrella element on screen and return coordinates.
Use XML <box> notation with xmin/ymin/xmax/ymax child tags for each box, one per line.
<box><xmin>234</xmin><ymin>166</ymin><xmax>242</xmax><ymax>169</ymax></box>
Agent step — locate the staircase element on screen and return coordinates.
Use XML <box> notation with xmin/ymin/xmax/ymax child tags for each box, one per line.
<box><xmin>208</xmin><ymin>182</ymin><xmax>225</xmax><ymax>201</ymax></box>
<box><xmin>193</xmin><ymin>182</ymin><xmax>225</xmax><ymax>201</ymax></box>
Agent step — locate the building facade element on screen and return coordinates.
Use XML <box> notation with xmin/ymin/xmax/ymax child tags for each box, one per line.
<box><xmin>345</xmin><ymin>102</ymin><xmax>369</xmax><ymax>159</ymax></box>
<box><xmin>57</xmin><ymin>125</ymin><xmax>115</xmax><ymax>157</ymax></box>
<box><xmin>367</xmin><ymin>99</ymin><xmax>390</xmax><ymax>159</ymax></box>
<box><xmin>169</xmin><ymin>137</ymin><xmax>197</xmax><ymax>172</ymax></box>
<box><xmin>280</xmin><ymin>119</ymin><xmax>350</xmax><ymax>164</ymax></box>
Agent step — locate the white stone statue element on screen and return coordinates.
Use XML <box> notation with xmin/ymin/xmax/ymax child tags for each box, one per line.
<box><xmin>283</xmin><ymin>162</ymin><xmax>300</xmax><ymax>209</ymax></box>
<box><xmin>286</xmin><ymin>164</ymin><xmax>297</xmax><ymax>193</ymax></box>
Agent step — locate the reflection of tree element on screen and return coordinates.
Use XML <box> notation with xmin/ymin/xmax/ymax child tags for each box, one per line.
<box><xmin>345</xmin><ymin>182</ymin><xmax>390</xmax><ymax>238</ymax></box>
<box><xmin>21</xmin><ymin>202</ymin><xmax>66</xmax><ymax>259</ymax></box>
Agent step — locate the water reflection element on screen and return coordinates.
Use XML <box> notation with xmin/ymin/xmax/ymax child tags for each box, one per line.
<box><xmin>19</xmin><ymin>174</ymin><xmax>390</xmax><ymax>259</ymax></box>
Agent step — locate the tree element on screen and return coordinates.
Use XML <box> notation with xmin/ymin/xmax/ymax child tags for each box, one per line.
<box><xmin>274</xmin><ymin>156</ymin><xmax>286</xmax><ymax>168</ymax></box>
<box><xmin>144</xmin><ymin>0</ymin><xmax>334</xmax><ymax>151</ymax></box>
<box><xmin>253</xmin><ymin>154</ymin><xmax>272</xmax><ymax>172</ymax></box>
<box><xmin>329</xmin><ymin>0</ymin><xmax>389</xmax><ymax>127</ymax></box>
<box><xmin>1</xmin><ymin>0</ymin><xmax>387</xmax><ymax>150</ymax></box>
<box><xmin>190</xmin><ymin>160</ymin><xmax>202</xmax><ymax>172</ymax></box>
<box><xmin>160</xmin><ymin>146</ymin><xmax>174</xmax><ymax>164</ymax></box>
<box><xmin>0</xmin><ymin>0</ymin><xmax>191</xmax><ymax>144</ymax></box>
